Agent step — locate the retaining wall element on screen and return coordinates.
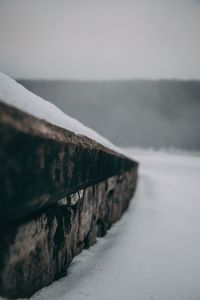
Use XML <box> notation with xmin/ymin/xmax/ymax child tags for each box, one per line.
<box><xmin>0</xmin><ymin>101</ymin><xmax>138</xmax><ymax>298</ymax></box>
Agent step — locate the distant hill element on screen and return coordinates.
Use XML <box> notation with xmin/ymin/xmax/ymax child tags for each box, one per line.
<box><xmin>18</xmin><ymin>79</ymin><xmax>200</xmax><ymax>150</ymax></box>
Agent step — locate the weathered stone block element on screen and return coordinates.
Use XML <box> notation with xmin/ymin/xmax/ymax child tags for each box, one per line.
<box><xmin>0</xmin><ymin>102</ymin><xmax>137</xmax><ymax>224</ymax></box>
<box><xmin>0</xmin><ymin>169</ymin><xmax>137</xmax><ymax>298</ymax></box>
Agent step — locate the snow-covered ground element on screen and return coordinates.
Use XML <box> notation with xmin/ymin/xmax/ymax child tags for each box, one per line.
<box><xmin>31</xmin><ymin>149</ymin><xmax>200</xmax><ymax>300</ymax></box>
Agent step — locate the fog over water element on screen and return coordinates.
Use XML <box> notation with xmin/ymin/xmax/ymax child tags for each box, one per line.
<box><xmin>1</xmin><ymin>0</ymin><xmax>200</xmax><ymax>151</ymax></box>
<box><xmin>19</xmin><ymin>80</ymin><xmax>200</xmax><ymax>150</ymax></box>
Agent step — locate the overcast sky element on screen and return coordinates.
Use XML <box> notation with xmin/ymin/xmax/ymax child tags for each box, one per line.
<box><xmin>0</xmin><ymin>0</ymin><xmax>200</xmax><ymax>79</ymax></box>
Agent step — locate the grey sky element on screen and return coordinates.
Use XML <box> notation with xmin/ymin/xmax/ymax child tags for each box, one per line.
<box><xmin>0</xmin><ymin>0</ymin><xmax>200</xmax><ymax>79</ymax></box>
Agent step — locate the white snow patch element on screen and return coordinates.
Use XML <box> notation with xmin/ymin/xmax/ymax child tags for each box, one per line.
<box><xmin>29</xmin><ymin>150</ymin><xmax>200</xmax><ymax>300</ymax></box>
<box><xmin>0</xmin><ymin>72</ymin><xmax>129</xmax><ymax>158</ymax></box>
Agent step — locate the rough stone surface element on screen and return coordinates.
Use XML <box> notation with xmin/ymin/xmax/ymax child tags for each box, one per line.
<box><xmin>0</xmin><ymin>168</ymin><xmax>137</xmax><ymax>299</ymax></box>
<box><xmin>0</xmin><ymin>102</ymin><xmax>137</xmax><ymax>224</ymax></box>
<box><xmin>0</xmin><ymin>101</ymin><xmax>138</xmax><ymax>298</ymax></box>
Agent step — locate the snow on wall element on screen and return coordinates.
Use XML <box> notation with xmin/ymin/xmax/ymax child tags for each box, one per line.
<box><xmin>0</xmin><ymin>72</ymin><xmax>130</xmax><ymax>158</ymax></box>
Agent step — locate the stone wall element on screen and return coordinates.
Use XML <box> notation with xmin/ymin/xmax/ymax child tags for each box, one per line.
<box><xmin>0</xmin><ymin>101</ymin><xmax>138</xmax><ymax>298</ymax></box>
